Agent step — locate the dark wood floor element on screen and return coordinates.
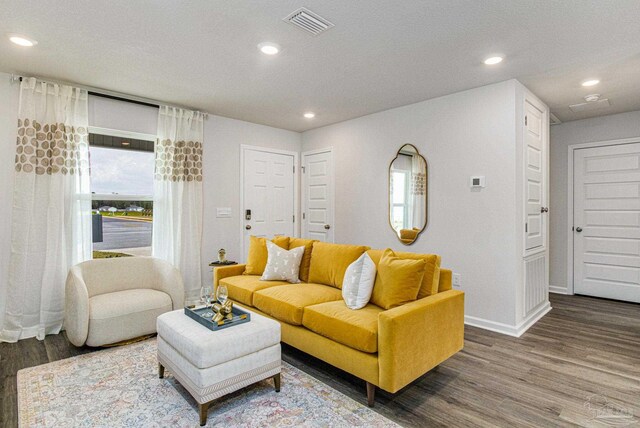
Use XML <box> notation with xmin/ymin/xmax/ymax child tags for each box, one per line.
<box><xmin>1</xmin><ymin>294</ymin><xmax>639</xmax><ymax>427</ymax></box>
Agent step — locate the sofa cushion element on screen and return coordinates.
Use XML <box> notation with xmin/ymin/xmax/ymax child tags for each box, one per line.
<box><xmin>219</xmin><ymin>275</ymin><xmax>289</xmax><ymax>306</ymax></box>
<box><xmin>253</xmin><ymin>283</ymin><xmax>342</xmax><ymax>325</ymax></box>
<box><xmin>87</xmin><ymin>288</ymin><xmax>172</xmax><ymax>346</ymax></box>
<box><xmin>367</xmin><ymin>249</ymin><xmax>441</xmax><ymax>298</ymax></box>
<box><xmin>244</xmin><ymin>235</ymin><xmax>290</xmax><ymax>275</ymax></box>
<box><xmin>289</xmin><ymin>237</ymin><xmax>317</xmax><ymax>282</ymax></box>
<box><xmin>302</xmin><ymin>301</ymin><xmax>383</xmax><ymax>353</ymax></box>
<box><xmin>308</xmin><ymin>242</ymin><xmax>369</xmax><ymax>289</ymax></box>
<box><xmin>370</xmin><ymin>249</ymin><xmax>426</xmax><ymax>310</ymax></box>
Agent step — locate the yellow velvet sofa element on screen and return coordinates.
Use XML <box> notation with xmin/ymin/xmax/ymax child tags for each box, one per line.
<box><xmin>213</xmin><ymin>239</ymin><xmax>464</xmax><ymax>406</ymax></box>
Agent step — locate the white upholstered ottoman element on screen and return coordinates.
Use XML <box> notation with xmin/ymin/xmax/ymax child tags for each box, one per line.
<box><xmin>156</xmin><ymin>308</ymin><xmax>281</xmax><ymax>426</ymax></box>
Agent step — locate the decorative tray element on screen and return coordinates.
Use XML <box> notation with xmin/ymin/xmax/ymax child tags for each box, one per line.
<box><xmin>184</xmin><ymin>305</ymin><xmax>251</xmax><ymax>331</ymax></box>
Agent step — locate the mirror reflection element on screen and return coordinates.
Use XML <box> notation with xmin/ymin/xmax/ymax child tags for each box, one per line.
<box><xmin>389</xmin><ymin>144</ymin><xmax>427</xmax><ymax>245</ymax></box>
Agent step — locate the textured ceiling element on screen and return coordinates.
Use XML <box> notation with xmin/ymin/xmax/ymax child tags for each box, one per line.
<box><xmin>1</xmin><ymin>0</ymin><xmax>639</xmax><ymax>131</ymax></box>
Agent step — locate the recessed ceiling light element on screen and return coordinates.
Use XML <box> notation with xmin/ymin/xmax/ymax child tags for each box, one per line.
<box><xmin>303</xmin><ymin>112</ymin><xmax>315</xmax><ymax>119</ymax></box>
<box><xmin>581</xmin><ymin>79</ymin><xmax>600</xmax><ymax>87</ymax></box>
<box><xmin>258</xmin><ymin>42</ymin><xmax>280</xmax><ymax>55</ymax></box>
<box><xmin>484</xmin><ymin>56</ymin><xmax>503</xmax><ymax>65</ymax></box>
<box><xmin>8</xmin><ymin>34</ymin><xmax>37</xmax><ymax>47</ymax></box>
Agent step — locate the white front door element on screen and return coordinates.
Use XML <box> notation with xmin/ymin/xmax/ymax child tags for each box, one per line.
<box><xmin>525</xmin><ymin>101</ymin><xmax>546</xmax><ymax>252</ymax></box>
<box><xmin>573</xmin><ymin>142</ymin><xmax>640</xmax><ymax>303</ymax></box>
<box><xmin>302</xmin><ymin>149</ymin><xmax>334</xmax><ymax>242</ymax></box>
<box><xmin>242</xmin><ymin>147</ymin><xmax>296</xmax><ymax>257</ymax></box>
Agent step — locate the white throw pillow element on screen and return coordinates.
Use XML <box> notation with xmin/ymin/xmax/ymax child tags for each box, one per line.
<box><xmin>261</xmin><ymin>241</ymin><xmax>305</xmax><ymax>283</ymax></box>
<box><xmin>342</xmin><ymin>253</ymin><xmax>377</xmax><ymax>309</ymax></box>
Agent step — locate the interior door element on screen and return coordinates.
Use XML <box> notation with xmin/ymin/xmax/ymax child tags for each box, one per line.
<box><xmin>242</xmin><ymin>148</ymin><xmax>295</xmax><ymax>256</ymax></box>
<box><xmin>302</xmin><ymin>149</ymin><xmax>334</xmax><ymax>242</ymax></box>
<box><xmin>573</xmin><ymin>142</ymin><xmax>640</xmax><ymax>303</ymax></box>
<box><xmin>525</xmin><ymin>101</ymin><xmax>546</xmax><ymax>252</ymax></box>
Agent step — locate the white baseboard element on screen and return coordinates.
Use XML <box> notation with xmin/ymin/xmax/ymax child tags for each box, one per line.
<box><xmin>465</xmin><ymin>301</ymin><xmax>552</xmax><ymax>338</ymax></box>
<box><xmin>549</xmin><ymin>284</ymin><xmax>570</xmax><ymax>295</ymax></box>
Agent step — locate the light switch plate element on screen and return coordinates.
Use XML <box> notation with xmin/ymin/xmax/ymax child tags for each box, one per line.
<box><xmin>452</xmin><ymin>273</ymin><xmax>462</xmax><ymax>288</ymax></box>
<box><xmin>216</xmin><ymin>207</ymin><xmax>232</xmax><ymax>218</ymax></box>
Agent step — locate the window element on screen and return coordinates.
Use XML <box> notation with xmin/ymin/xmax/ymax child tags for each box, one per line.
<box><xmin>391</xmin><ymin>170</ymin><xmax>409</xmax><ymax>230</ymax></box>
<box><xmin>89</xmin><ymin>131</ymin><xmax>155</xmax><ymax>258</ymax></box>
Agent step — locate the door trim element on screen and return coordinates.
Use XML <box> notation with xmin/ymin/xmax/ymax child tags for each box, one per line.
<box><xmin>566</xmin><ymin>137</ymin><xmax>640</xmax><ymax>295</ymax></box>
<box><xmin>239</xmin><ymin>145</ymin><xmax>300</xmax><ymax>260</ymax></box>
<box><xmin>301</xmin><ymin>147</ymin><xmax>335</xmax><ymax>242</ymax></box>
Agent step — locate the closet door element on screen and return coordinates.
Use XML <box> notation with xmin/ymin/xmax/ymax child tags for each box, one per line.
<box><xmin>524</xmin><ymin>100</ymin><xmax>547</xmax><ymax>253</ymax></box>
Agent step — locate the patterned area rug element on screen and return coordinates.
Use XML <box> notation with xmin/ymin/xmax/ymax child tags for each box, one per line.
<box><xmin>17</xmin><ymin>339</ymin><xmax>398</xmax><ymax>427</ymax></box>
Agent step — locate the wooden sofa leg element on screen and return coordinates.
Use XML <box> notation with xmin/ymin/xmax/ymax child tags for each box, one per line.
<box><xmin>158</xmin><ymin>363</ymin><xmax>165</xmax><ymax>379</ymax></box>
<box><xmin>366</xmin><ymin>382</ymin><xmax>376</xmax><ymax>407</ymax></box>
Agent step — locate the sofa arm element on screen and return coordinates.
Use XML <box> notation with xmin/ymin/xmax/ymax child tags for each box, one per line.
<box><xmin>378</xmin><ymin>289</ymin><xmax>464</xmax><ymax>393</ymax></box>
<box><xmin>64</xmin><ymin>267</ymin><xmax>90</xmax><ymax>347</ymax></box>
<box><xmin>213</xmin><ymin>264</ymin><xmax>247</xmax><ymax>288</ymax></box>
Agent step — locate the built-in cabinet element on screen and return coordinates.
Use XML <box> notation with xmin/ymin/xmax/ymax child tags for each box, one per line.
<box><xmin>516</xmin><ymin>87</ymin><xmax>551</xmax><ymax>332</ymax></box>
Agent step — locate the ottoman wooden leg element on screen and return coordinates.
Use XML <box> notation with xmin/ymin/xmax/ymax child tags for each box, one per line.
<box><xmin>273</xmin><ymin>373</ymin><xmax>281</xmax><ymax>392</ymax></box>
<box><xmin>158</xmin><ymin>363</ymin><xmax>165</xmax><ymax>379</ymax></box>
<box><xmin>199</xmin><ymin>402</ymin><xmax>209</xmax><ymax>426</ymax></box>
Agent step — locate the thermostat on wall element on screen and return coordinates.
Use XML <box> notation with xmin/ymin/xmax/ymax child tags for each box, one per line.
<box><xmin>470</xmin><ymin>176</ymin><xmax>485</xmax><ymax>188</ymax></box>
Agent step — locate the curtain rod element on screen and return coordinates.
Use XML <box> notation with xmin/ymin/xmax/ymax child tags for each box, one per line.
<box><xmin>10</xmin><ymin>74</ymin><xmax>209</xmax><ymax>118</ymax></box>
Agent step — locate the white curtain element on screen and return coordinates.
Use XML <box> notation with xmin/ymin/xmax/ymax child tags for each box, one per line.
<box><xmin>1</xmin><ymin>78</ymin><xmax>91</xmax><ymax>342</ymax></box>
<box><xmin>410</xmin><ymin>154</ymin><xmax>427</xmax><ymax>230</ymax></box>
<box><xmin>152</xmin><ymin>106</ymin><xmax>203</xmax><ymax>301</ymax></box>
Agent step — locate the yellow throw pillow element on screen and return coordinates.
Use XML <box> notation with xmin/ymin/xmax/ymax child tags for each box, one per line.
<box><xmin>244</xmin><ymin>235</ymin><xmax>290</xmax><ymax>275</ymax></box>
<box><xmin>308</xmin><ymin>242</ymin><xmax>369</xmax><ymax>289</ymax></box>
<box><xmin>289</xmin><ymin>238</ymin><xmax>317</xmax><ymax>282</ymax></box>
<box><xmin>366</xmin><ymin>249</ymin><xmax>441</xmax><ymax>298</ymax></box>
<box><xmin>371</xmin><ymin>249</ymin><xmax>426</xmax><ymax>309</ymax></box>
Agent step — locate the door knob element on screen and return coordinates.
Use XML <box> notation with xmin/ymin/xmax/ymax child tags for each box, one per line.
<box><xmin>575</xmin><ymin>227</ymin><xmax>582</xmax><ymax>233</ymax></box>
<box><xmin>324</xmin><ymin>224</ymin><xmax>331</xmax><ymax>230</ymax></box>
<box><xmin>540</xmin><ymin>207</ymin><xmax>549</xmax><ymax>213</ymax></box>
<box><xmin>245</xmin><ymin>225</ymin><xmax>252</xmax><ymax>230</ymax></box>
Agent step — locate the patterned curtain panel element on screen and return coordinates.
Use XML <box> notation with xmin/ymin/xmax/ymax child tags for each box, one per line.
<box><xmin>1</xmin><ymin>78</ymin><xmax>91</xmax><ymax>342</ymax></box>
<box><xmin>152</xmin><ymin>106</ymin><xmax>204</xmax><ymax>301</ymax></box>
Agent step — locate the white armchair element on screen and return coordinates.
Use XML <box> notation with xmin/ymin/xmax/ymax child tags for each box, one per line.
<box><xmin>65</xmin><ymin>257</ymin><xmax>184</xmax><ymax>347</ymax></box>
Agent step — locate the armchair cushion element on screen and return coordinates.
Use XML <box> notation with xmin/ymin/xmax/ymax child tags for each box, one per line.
<box><xmin>87</xmin><ymin>289</ymin><xmax>172</xmax><ymax>347</ymax></box>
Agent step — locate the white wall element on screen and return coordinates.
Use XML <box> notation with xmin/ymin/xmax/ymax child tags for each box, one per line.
<box><xmin>302</xmin><ymin>80</ymin><xmax>520</xmax><ymax>327</ymax></box>
<box><xmin>549</xmin><ymin>110</ymin><xmax>640</xmax><ymax>291</ymax></box>
<box><xmin>0</xmin><ymin>73</ymin><xmax>20</xmax><ymax>330</ymax></box>
<box><xmin>0</xmin><ymin>79</ymin><xmax>301</xmax><ymax>315</ymax></box>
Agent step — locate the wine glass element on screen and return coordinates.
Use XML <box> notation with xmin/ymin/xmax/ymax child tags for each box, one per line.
<box><xmin>200</xmin><ymin>286</ymin><xmax>208</xmax><ymax>307</ymax></box>
<box><xmin>216</xmin><ymin>285</ymin><xmax>228</xmax><ymax>306</ymax></box>
<box><xmin>201</xmin><ymin>286</ymin><xmax>214</xmax><ymax>317</ymax></box>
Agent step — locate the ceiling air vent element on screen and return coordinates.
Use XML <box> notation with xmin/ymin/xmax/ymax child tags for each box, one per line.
<box><xmin>283</xmin><ymin>7</ymin><xmax>334</xmax><ymax>36</ymax></box>
<box><xmin>569</xmin><ymin>98</ymin><xmax>611</xmax><ymax>113</ymax></box>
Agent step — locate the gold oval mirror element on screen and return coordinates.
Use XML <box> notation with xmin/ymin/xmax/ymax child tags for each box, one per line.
<box><xmin>389</xmin><ymin>144</ymin><xmax>427</xmax><ymax>245</ymax></box>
